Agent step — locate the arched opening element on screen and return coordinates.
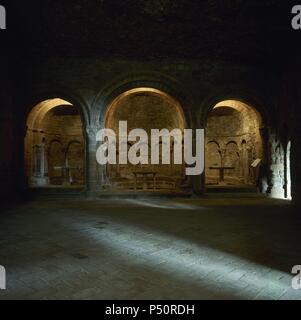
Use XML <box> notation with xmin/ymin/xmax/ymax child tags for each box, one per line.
<box><xmin>102</xmin><ymin>88</ymin><xmax>187</xmax><ymax>192</ymax></box>
<box><xmin>205</xmin><ymin>100</ymin><xmax>264</xmax><ymax>190</ymax></box>
<box><xmin>25</xmin><ymin>98</ymin><xmax>86</xmax><ymax>188</ymax></box>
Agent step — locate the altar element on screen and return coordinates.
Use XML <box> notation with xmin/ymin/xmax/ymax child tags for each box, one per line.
<box><xmin>132</xmin><ymin>171</ymin><xmax>158</xmax><ymax>191</ymax></box>
<box><xmin>209</xmin><ymin>166</ymin><xmax>235</xmax><ymax>185</ymax></box>
<box><xmin>53</xmin><ymin>165</ymin><xmax>83</xmax><ymax>186</ymax></box>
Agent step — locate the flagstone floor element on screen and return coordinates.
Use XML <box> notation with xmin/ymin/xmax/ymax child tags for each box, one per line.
<box><xmin>0</xmin><ymin>197</ymin><xmax>300</xmax><ymax>300</ymax></box>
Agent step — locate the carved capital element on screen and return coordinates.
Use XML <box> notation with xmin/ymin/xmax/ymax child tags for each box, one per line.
<box><xmin>86</xmin><ymin>125</ymin><xmax>101</xmax><ymax>138</ymax></box>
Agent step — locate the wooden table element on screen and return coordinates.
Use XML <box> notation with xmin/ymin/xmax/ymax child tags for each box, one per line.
<box><xmin>209</xmin><ymin>166</ymin><xmax>235</xmax><ymax>184</ymax></box>
<box><xmin>133</xmin><ymin>171</ymin><xmax>158</xmax><ymax>190</ymax></box>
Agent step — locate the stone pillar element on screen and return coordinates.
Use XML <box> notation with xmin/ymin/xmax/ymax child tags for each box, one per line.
<box><xmin>31</xmin><ymin>142</ymin><xmax>49</xmax><ymax>186</ymax></box>
<box><xmin>267</xmin><ymin>132</ymin><xmax>285</xmax><ymax>199</ymax></box>
<box><xmin>291</xmin><ymin>128</ymin><xmax>301</xmax><ymax>206</ymax></box>
<box><xmin>86</xmin><ymin>126</ymin><xmax>102</xmax><ymax>197</ymax></box>
<box><xmin>284</xmin><ymin>140</ymin><xmax>292</xmax><ymax>200</ymax></box>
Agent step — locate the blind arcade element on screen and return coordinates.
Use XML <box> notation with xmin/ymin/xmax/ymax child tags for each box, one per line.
<box><xmin>96</xmin><ymin>121</ymin><xmax>205</xmax><ymax>176</ymax></box>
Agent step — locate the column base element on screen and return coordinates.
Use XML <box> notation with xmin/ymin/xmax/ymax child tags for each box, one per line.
<box><xmin>31</xmin><ymin>176</ymin><xmax>49</xmax><ymax>186</ymax></box>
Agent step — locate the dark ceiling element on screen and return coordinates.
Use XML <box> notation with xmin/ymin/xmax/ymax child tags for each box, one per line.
<box><xmin>4</xmin><ymin>0</ymin><xmax>299</xmax><ymax>64</ymax></box>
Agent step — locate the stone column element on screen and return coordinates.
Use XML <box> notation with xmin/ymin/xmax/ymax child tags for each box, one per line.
<box><xmin>267</xmin><ymin>132</ymin><xmax>285</xmax><ymax>199</ymax></box>
<box><xmin>86</xmin><ymin>126</ymin><xmax>102</xmax><ymax>197</ymax></box>
<box><xmin>284</xmin><ymin>140</ymin><xmax>292</xmax><ymax>200</ymax></box>
<box><xmin>291</xmin><ymin>128</ymin><xmax>301</xmax><ymax>206</ymax></box>
<box><xmin>31</xmin><ymin>141</ymin><xmax>49</xmax><ymax>186</ymax></box>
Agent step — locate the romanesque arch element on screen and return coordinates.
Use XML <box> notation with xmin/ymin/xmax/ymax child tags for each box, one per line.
<box><xmin>100</xmin><ymin>87</ymin><xmax>187</xmax><ymax>192</ymax></box>
<box><xmin>91</xmin><ymin>72</ymin><xmax>193</xmax><ymax>129</ymax></box>
<box><xmin>25</xmin><ymin>98</ymin><xmax>86</xmax><ymax>187</ymax></box>
<box><xmin>205</xmin><ymin>100</ymin><xmax>264</xmax><ymax>189</ymax></box>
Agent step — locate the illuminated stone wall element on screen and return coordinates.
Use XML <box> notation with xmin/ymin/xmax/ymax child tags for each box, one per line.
<box><xmin>104</xmin><ymin>90</ymin><xmax>186</xmax><ymax>191</ymax></box>
<box><xmin>205</xmin><ymin>101</ymin><xmax>263</xmax><ymax>186</ymax></box>
<box><xmin>0</xmin><ymin>57</ymin><xmax>297</xmax><ymax>201</ymax></box>
<box><xmin>25</xmin><ymin>104</ymin><xmax>85</xmax><ymax>186</ymax></box>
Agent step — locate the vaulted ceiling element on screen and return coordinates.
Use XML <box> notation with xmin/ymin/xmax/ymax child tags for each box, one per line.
<box><xmin>7</xmin><ymin>1</ymin><xmax>298</xmax><ymax>64</ymax></box>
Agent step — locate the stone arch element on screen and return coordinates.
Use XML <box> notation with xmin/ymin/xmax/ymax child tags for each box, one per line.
<box><xmin>25</xmin><ymin>98</ymin><xmax>87</xmax><ymax>187</ymax></box>
<box><xmin>199</xmin><ymin>89</ymin><xmax>269</xmax><ymax>129</ymax></box>
<box><xmin>224</xmin><ymin>141</ymin><xmax>241</xmax><ymax>183</ymax></box>
<box><xmin>24</xmin><ymin>87</ymin><xmax>90</xmax><ymax>130</ymax></box>
<box><xmin>65</xmin><ymin>140</ymin><xmax>83</xmax><ymax>153</ymax></box>
<box><xmin>91</xmin><ymin>72</ymin><xmax>193</xmax><ymax>129</ymax></box>
<box><xmin>100</xmin><ymin>86</ymin><xmax>187</xmax><ymax>192</ymax></box>
<box><xmin>204</xmin><ymin>99</ymin><xmax>264</xmax><ymax>188</ymax></box>
<box><xmin>104</xmin><ymin>87</ymin><xmax>187</xmax><ymax>129</ymax></box>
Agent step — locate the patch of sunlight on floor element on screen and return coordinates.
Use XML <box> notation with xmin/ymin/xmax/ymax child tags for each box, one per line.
<box><xmin>74</xmin><ymin>219</ymin><xmax>291</xmax><ymax>299</ymax></box>
<box><xmin>125</xmin><ymin>199</ymin><xmax>203</xmax><ymax>210</ymax></box>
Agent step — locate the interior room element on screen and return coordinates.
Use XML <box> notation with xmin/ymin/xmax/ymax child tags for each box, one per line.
<box><xmin>0</xmin><ymin>1</ymin><xmax>300</xmax><ymax>301</ymax></box>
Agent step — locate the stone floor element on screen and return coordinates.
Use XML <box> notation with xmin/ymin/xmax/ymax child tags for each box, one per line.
<box><xmin>0</xmin><ymin>196</ymin><xmax>301</xmax><ymax>300</ymax></box>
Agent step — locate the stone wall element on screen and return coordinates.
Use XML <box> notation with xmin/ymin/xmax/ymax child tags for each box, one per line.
<box><xmin>25</xmin><ymin>105</ymin><xmax>85</xmax><ymax>186</ymax></box>
<box><xmin>0</xmin><ymin>60</ymin><xmax>15</xmax><ymax>202</ymax></box>
<box><xmin>103</xmin><ymin>90</ymin><xmax>186</xmax><ymax>191</ymax></box>
<box><xmin>205</xmin><ymin>102</ymin><xmax>263</xmax><ymax>186</ymax></box>
<box><xmin>0</xmin><ymin>56</ymin><xmax>297</xmax><ymax>200</ymax></box>
<box><xmin>275</xmin><ymin>60</ymin><xmax>301</xmax><ymax>205</ymax></box>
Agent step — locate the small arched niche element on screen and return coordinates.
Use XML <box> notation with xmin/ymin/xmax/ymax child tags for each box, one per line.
<box><xmin>103</xmin><ymin>88</ymin><xmax>187</xmax><ymax>192</ymax></box>
<box><xmin>205</xmin><ymin>100</ymin><xmax>263</xmax><ymax>188</ymax></box>
<box><xmin>25</xmin><ymin>98</ymin><xmax>86</xmax><ymax>187</ymax></box>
